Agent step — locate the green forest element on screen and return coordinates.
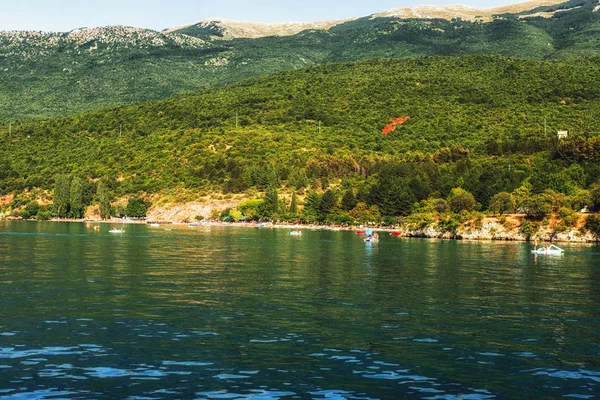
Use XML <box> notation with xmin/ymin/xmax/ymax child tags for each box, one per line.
<box><xmin>1</xmin><ymin>55</ymin><xmax>600</xmax><ymax>236</ymax></box>
<box><xmin>3</xmin><ymin>0</ymin><xmax>600</xmax><ymax>122</ymax></box>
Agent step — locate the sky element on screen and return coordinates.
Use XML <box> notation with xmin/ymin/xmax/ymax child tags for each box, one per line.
<box><xmin>2</xmin><ymin>0</ymin><xmax>517</xmax><ymax>32</ymax></box>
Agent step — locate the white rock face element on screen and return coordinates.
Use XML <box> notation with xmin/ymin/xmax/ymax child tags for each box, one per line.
<box><xmin>0</xmin><ymin>25</ymin><xmax>206</xmax><ymax>57</ymax></box>
<box><xmin>168</xmin><ymin>0</ymin><xmax>570</xmax><ymax>39</ymax></box>
<box><xmin>375</xmin><ymin>0</ymin><xmax>567</xmax><ymax>22</ymax></box>
<box><xmin>166</xmin><ymin>18</ymin><xmax>351</xmax><ymax>39</ymax></box>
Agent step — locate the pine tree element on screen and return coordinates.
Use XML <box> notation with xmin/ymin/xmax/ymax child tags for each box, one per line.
<box><xmin>69</xmin><ymin>176</ymin><xmax>84</xmax><ymax>218</ymax></box>
<box><xmin>341</xmin><ymin>189</ymin><xmax>357</xmax><ymax>211</ymax></box>
<box><xmin>53</xmin><ymin>174</ymin><xmax>71</xmax><ymax>218</ymax></box>
<box><xmin>289</xmin><ymin>192</ymin><xmax>298</xmax><ymax>214</ymax></box>
<box><xmin>97</xmin><ymin>181</ymin><xmax>111</xmax><ymax>220</ymax></box>
<box><xmin>319</xmin><ymin>189</ymin><xmax>337</xmax><ymax>217</ymax></box>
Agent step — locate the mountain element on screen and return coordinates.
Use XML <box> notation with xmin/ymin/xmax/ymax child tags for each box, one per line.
<box><xmin>164</xmin><ymin>18</ymin><xmax>352</xmax><ymax>40</ymax></box>
<box><xmin>2</xmin><ymin>0</ymin><xmax>600</xmax><ymax>121</ymax></box>
<box><xmin>169</xmin><ymin>0</ymin><xmax>568</xmax><ymax>40</ymax></box>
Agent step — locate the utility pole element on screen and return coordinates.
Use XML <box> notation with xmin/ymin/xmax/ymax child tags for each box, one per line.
<box><xmin>318</xmin><ymin>120</ymin><xmax>321</xmax><ymax>135</ymax></box>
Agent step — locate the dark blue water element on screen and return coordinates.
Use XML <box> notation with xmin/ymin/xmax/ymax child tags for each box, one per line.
<box><xmin>0</xmin><ymin>221</ymin><xmax>599</xmax><ymax>399</ymax></box>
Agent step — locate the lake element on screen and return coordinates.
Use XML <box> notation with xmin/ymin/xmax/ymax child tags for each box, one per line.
<box><xmin>0</xmin><ymin>220</ymin><xmax>599</xmax><ymax>399</ymax></box>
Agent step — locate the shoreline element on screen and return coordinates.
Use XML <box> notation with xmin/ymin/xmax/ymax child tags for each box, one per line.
<box><xmin>5</xmin><ymin>216</ymin><xmax>599</xmax><ymax>243</ymax></box>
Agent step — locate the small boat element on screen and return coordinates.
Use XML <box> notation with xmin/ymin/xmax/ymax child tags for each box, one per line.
<box><xmin>532</xmin><ymin>244</ymin><xmax>564</xmax><ymax>255</ymax></box>
<box><xmin>109</xmin><ymin>228</ymin><xmax>124</xmax><ymax>234</ymax></box>
<box><xmin>149</xmin><ymin>223</ymin><xmax>160</xmax><ymax>227</ymax></box>
<box><xmin>289</xmin><ymin>230</ymin><xmax>302</xmax><ymax>236</ymax></box>
<box><xmin>364</xmin><ymin>232</ymin><xmax>379</xmax><ymax>243</ymax></box>
<box><xmin>391</xmin><ymin>231</ymin><xmax>402</xmax><ymax>237</ymax></box>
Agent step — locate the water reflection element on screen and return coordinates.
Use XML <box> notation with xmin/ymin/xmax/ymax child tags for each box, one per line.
<box><xmin>0</xmin><ymin>221</ymin><xmax>598</xmax><ymax>399</ymax></box>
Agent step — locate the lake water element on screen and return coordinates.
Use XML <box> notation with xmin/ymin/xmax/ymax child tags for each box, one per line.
<box><xmin>0</xmin><ymin>220</ymin><xmax>599</xmax><ymax>399</ymax></box>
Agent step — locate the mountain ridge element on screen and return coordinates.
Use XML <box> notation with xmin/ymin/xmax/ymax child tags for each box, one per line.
<box><xmin>170</xmin><ymin>0</ymin><xmax>570</xmax><ymax>39</ymax></box>
<box><xmin>2</xmin><ymin>0</ymin><xmax>600</xmax><ymax>122</ymax></box>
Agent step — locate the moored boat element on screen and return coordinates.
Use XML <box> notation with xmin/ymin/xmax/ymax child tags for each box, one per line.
<box><xmin>532</xmin><ymin>244</ymin><xmax>564</xmax><ymax>255</ymax></box>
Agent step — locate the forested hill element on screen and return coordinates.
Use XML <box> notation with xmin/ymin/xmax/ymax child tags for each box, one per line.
<box><xmin>2</xmin><ymin>56</ymin><xmax>600</xmax><ymax>222</ymax></box>
<box><xmin>3</xmin><ymin>0</ymin><xmax>600</xmax><ymax>121</ymax></box>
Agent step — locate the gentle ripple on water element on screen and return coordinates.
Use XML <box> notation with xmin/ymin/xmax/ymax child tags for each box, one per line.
<box><xmin>0</xmin><ymin>221</ymin><xmax>599</xmax><ymax>399</ymax></box>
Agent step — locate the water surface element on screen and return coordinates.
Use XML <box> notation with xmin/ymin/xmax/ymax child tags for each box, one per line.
<box><xmin>0</xmin><ymin>221</ymin><xmax>599</xmax><ymax>399</ymax></box>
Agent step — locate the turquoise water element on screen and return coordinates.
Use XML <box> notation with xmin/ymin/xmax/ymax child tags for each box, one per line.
<box><xmin>0</xmin><ymin>220</ymin><xmax>599</xmax><ymax>399</ymax></box>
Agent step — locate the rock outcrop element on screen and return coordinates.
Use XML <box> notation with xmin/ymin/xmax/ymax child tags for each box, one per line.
<box><xmin>403</xmin><ymin>215</ymin><xmax>598</xmax><ymax>242</ymax></box>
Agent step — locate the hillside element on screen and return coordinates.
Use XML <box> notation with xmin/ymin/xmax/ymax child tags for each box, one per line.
<box><xmin>2</xmin><ymin>0</ymin><xmax>600</xmax><ymax>121</ymax></box>
<box><xmin>1</xmin><ymin>56</ymin><xmax>600</xmax><ymax>225</ymax></box>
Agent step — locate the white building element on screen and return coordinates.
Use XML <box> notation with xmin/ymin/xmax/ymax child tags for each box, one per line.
<box><xmin>557</xmin><ymin>130</ymin><xmax>568</xmax><ymax>139</ymax></box>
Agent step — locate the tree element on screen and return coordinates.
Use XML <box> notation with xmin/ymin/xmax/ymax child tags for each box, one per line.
<box><xmin>586</xmin><ymin>215</ymin><xmax>600</xmax><ymax>238</ymax></box>
<box><xmin>301</xmin><ymin>190</ymin><xmax>321</xmax><ymax>222</ymax></box>
<box><xmin>69</xmin><ymin>176</ymin><xmax>84</xmax><ymax>218</ymax></box>
<box><xmin>97</xmin><ymin>180</ymin><xmax>111</xmax><ymax>220</ymax></box>
<box><xmin>591</xmin><ymin>182</ymin><xmax>600</xmax><ymax>212</ymax></box>
<box><xmin>24</xmin><ymin>201</ymin><xmax>40</xmax><ymax>218</ymax></box>
<box><xmin>350</xmin><ymin>202</ymin><xmax>381</xmax><ymax>224</ymax></box>
<box><xmin>264</xmin><ymin>187</ymin><xmax>279</xmax><ymax>215</ymax></box>
<box><xmin>289</xmin><ymin>192</ymin><xmax>298</xmax><ymax>214</ymax></box>
<box><xmin>512</xmin><ymin>182</ymin><xmax>532</xmax><ymax>212</ymax></box>
<box><xmin>288</xmin><ymin>168</ymin><xmax>308</xmax><ymax>190</ymax></box>
<box><xmin>523</xmin><ymin>193</ymin><xmax>553</xmax><ymax>217</ymax></box>
<box><xmin>53</xmin><ymin>174</ymin><xmax>70</xmax><ymax>218</ymax></box>
<box><xmin>520</xmin><ymin>219</ymin><xmax>534</xmax><ymax>239</ymax></box>
<box><xmin>318</xmin><ymin>189</ymin><xmax>337</xmax><ymax>218</ymax></box>
<box><xmin>448</xmin><ymin>187</ymin><xmax>476</xmax><ymax>213</ymax></box>
<box><xmin>341</xmin><ymin>189</ymin><xmax>357</xmax><ymax>211</ymax></box>
<box><xmin>126</xmin><ymin>197</ymin><xmax>149</xmax><ymax>218</ymax></box>
<box><xmin>570</xmin><ymin>189</ymin><xmax>592</xmax><ymax>211</ymax></box>
<box><xmin>237</xmin><ymin>200</ymin><xmax>262</xmax><ymax>220</ymax></box>
<box><xmin>230</xmin><ymin>209</ymin><xmax>243</xmax><ymax>222</ymax></box>
<box><xmin>350</xmin><ymin>202</ymin><xmax>370</xmax><ymax>222</ymax></box>
<box><xmin>488</xmin><ymin>192</ymin><xmax>515</xmax><ymax>215</ymax></box>
<box><xmin>370</xmin><ymin>180</ymin><xmax>416</xmax><ymax>217</ymax></box>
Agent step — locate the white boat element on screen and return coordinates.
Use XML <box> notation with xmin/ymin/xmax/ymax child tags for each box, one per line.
<box><xmin>289</xmin><ymin>230</ymin><xmax>302</xmax><ymax>236</ymax></box>
<box><xmin>149</xmin><ymin>223</ymin><xmax>160</xmax><ymax>227</ymax></box>
<box><xmin>109</xmin><ymin>228</ymin><xmax>124</xmax><ymax>234</ymax></box>
<box><xmin>531</xmin><ymin>244</ymin><xmax>564</xmax><ymax>255</ymax></box>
